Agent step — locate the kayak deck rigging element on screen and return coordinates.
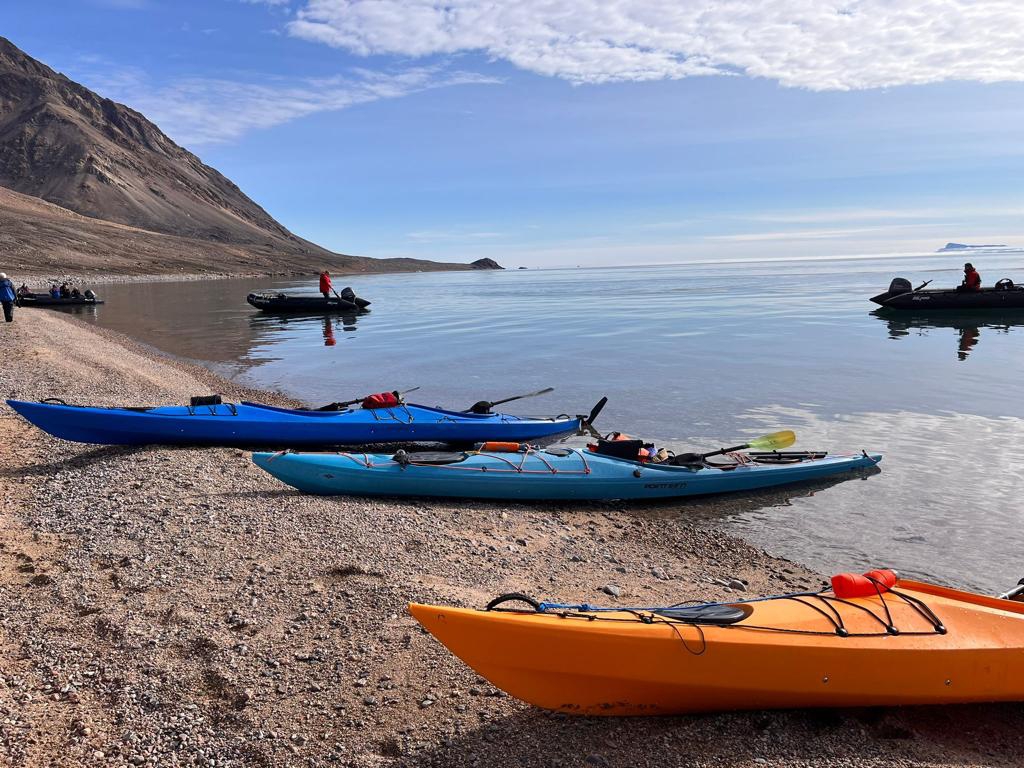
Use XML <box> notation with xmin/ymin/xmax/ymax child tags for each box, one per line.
<box><xmin>524</xmin><ymin>585</ymin><xmax>948</xmax><ymax>640</ymax></box>
<box><xmin>265</xmin><ymin>445</ymin><xmax>846</xmax><ymax>475</ymax></box>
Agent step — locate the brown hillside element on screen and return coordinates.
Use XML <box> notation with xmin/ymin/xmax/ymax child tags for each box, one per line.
<box><xmin>0</xmin><ymin>185</ymin><xmax>472</xmax><ymax>279</ymax></box>
<box><xmin>0</xmin><ymin>37</ymin><xmax>496</xmax><ymax>276</ymax></box>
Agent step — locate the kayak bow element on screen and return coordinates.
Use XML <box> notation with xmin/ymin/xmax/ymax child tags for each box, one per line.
<box><xmin>410</xmin><ymin>577</ymin><xmax>1024</xmax><ymax>715</ymax></box>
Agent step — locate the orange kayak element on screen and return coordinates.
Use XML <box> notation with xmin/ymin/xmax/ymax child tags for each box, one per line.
<box><xmin>409</xmin><ymin>578</ymin><xmax>1024</xmax><ymax>715</ymax></box>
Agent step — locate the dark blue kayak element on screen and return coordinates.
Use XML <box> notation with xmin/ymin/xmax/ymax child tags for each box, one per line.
<box><xmin>6</xmin><ymin>398</ymin><xmax>593</xmax><ymax>447</ymax></box>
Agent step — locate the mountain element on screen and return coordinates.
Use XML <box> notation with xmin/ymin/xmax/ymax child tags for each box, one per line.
<box><xmin>0</xmin><ymin>184</ymin><xmax>483</xmax><ymax>278</ymax></box>
<box><xmin>0</xmin><ymin>37</ymin><xmax>496</xmax><ymax>276</ymax></box>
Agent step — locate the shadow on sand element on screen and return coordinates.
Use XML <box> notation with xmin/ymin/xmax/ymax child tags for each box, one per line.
<box><xmin>403</xmin><ymin>701</ymin><xmax>1024</xmax><ymax>767</ymax></box>
<box><xmin>1</xmin><ymin>443</ymin><xmax>149</xmax><ymax>477</ymax></box>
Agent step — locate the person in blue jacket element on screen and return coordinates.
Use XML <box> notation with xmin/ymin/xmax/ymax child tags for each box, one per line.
<box><xmin>0</xmin><ymin>272</ymin><xmax>16</xmax><ymax>322</ymax></box>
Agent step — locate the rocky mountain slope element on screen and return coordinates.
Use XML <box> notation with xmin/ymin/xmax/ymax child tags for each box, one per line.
<box><xmin>0</xmin><ymin>184</ymin><xmax>480</xmax><ymax>278</ymax></box>
<box><xmin>0</xmin><ymin>37</ymin><xmax>496</xmax><ymax>276</ymax></box>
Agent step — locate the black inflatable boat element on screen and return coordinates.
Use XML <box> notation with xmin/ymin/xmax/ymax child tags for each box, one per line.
<box><xmin>870</xmin><ymin>277</ymin><xmax>1024</xmax><ymax>310</ymax></box>
<box><xmin>247</xmin><ymin>287</ymin><xmax>371</xmax><ymax>314</ymax></box>
<box><xmin>18</xmin><ymin>294</ymin><xmax>104</xmax><ymax>307</ymax></box>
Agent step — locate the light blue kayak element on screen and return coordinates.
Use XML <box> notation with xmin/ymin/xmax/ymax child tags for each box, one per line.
<box><xmin>252</xmin><ymin>446</ymin><xmax>882</xmax><ymax>501</ymax></box>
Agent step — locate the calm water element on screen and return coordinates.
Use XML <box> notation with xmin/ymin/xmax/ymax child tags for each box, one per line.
<box><xmin>66</xmin><ymin>255</ymin><xmax>1024</xmax><ymax>593</ymax></box>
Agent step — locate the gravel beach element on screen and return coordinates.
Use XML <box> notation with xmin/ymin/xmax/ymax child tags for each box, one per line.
<box><xmin>1</xmin><ymin>310</ymin><xmax>1021</xmax><ymax>768</ymax></box>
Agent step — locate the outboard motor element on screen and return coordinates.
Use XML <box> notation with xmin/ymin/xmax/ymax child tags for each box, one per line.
<box><xmin>888</xmin><ymin>277</ymin><xmax>913</xmax><ymax>296</ymax></box>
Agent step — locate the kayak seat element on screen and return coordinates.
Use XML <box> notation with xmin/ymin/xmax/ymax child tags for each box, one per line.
<box><xmin>393</xmin><ymin>451</ymin><xmax>468</xmax><ymax>465</ymax></box>
<box><xmin>702</xmin><ymin>455</ymin><xmax>742</xmax><ymax>469</ymax></box>
<box><xmin>592</xmin><ymin>438</ymin><xmax>645</xmax><ymax>460</ymax></box>
<box><xmin>190</xmin><ymin>394</ymin><xmax>223</xmax><ymax>407</ymax></box>
<box><xmin>240</xmin><ymin>402</ymin><xmax>352</xmax><ymax>416</ymax></box>
<box><xmin>545</xmin><ymin>447</ymin><xmax>575</xmax><ymax>457</ymax></box>
<box><xmin>313</xmin><ymin>402</ymin><xmax>349</xmax><ymax>412</ymax></box>
<box><xmin>654</xmin><ymin>603</ymin><xmax>752</xmax><ymax>625</ymax></box>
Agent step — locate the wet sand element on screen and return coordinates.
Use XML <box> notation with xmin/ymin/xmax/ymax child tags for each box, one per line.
<box><xmin>1</xmin><ymin>309</ymin><xmax>1021</xmax><ymax>767</ymax></box>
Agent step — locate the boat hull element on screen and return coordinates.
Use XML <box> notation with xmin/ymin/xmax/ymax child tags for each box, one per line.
<box><xmin>18</xmin><ymin>295</ymin><xmax>104</xmax><ymax>306</ymax></box>
<box><xmin>5</xmin><ymin>400</ymin><xmax>582</xmax><ymax>447</ymax></box>
<box><xmin>870</xmin><ymin>286</ymin><xmax>1024</xmax><ymax>310</ymax></box>
<box><xmin>252</xmin><ymin>448</ymin><xmax>881</xmax><ymax>500</ymax></box>
<box><xmin>409</xmin><ymin>580</ymin><xmax>1024</xmax><ymax>714</ymax></box>
<box><xmin>246</xmin><ymin>293</ymin><xmax>368</xmax><ymax>313</ymax></box>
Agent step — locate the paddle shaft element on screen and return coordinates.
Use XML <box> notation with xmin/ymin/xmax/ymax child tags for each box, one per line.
<box><xmin>488</xmin><ymin>387</ymin><xmax>554</xmax><ymax>408</ymax></box>
<box><xmin>335</xmin><ymin>386</ymin><xmax>421</xmax><ymax>408</ymax></box>
<box><xmin>701</xmin><ymin>442</ymin><xmax>751</xmax><ymax>460</ymax></box>
<box><xmin>999</xmin><ymin>583</ymin><xmax>1024</xmax><ymax>601</ymax></box>
<box><xmin>464</xmin><ymin>387</ymin><xmax>554</xmax><ymax>413</ymax></box>
<box><xmin>671</xmin><ymin>442</ymin><xmax>751</xmax><ymax>466</ymax></box>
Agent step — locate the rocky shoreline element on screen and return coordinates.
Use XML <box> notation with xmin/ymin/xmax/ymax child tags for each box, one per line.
<box><xmin>1</xmin><ymin>310</ymin><xmax>1021</xmax><ymax>767</ymax></box>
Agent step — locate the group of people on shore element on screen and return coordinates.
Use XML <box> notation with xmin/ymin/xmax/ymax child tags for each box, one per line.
<box><xmin>0</xmin><ymin>273</ymin><xmax>97</xmax><ymax>323</ymax></box>
<box><xmin>42</xmin><ymin>282</ymin><xmax>92</xmax><ymax>300</ymax></box>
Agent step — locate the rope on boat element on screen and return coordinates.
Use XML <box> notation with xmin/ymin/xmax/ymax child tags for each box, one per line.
<box><xmin>369</xmin><ymin>405</ymin><xmax>415</xmax><ymax>424</ymax></box>
<box><xmin>499</xmin><ymin>582</ymin><xmax>947</xmax><ymax>646</ymax></box>
<box><xmin>334</xmin><ymin>446</ymin><xmax>593</xmax><ymax>475</ymax></box>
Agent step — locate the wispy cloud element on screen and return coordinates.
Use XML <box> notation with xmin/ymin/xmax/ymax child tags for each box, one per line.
<box><xmin>406</xmin><ymin>229</ymin><xmax>506</xmax><ymax>243</ymax></box>
<box><xmin>745</xmin><ymin>206</ymin><xmax>1024</xmax><ymax>225</ymax></box>
<box><xmin>704</xmin><ymin>223</ymin><xmax>943</xmax><ymax>243</ymax></box>
<box><xmin>286</xmin><ymin>1</ymin><xmax>1024</xmax><ymax>90</ymax></box>
<box><xmin>75</xmin><ymin>64</ymin><xmax>498</xmax><ymax>145</ymax></box>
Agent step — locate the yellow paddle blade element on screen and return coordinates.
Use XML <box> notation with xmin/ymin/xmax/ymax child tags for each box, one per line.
<box><xmin>746</xmin><ymin>430</ymin><xmax>796</xmax><ymax>451</ymax></box>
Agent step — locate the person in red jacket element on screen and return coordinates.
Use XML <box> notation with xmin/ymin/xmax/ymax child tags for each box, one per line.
<box><xmin>319</xmin><ymin>270</ymin><xmax>333</xmax><ymax>299</ymax></box>
<box><xmin>957</xmin><ymin>262</ymin><xmax>981</xmax><ymax>292</ymax></box>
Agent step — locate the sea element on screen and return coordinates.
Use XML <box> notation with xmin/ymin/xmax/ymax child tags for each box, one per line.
<box><xmin>61</xmin><ymin>251</ymin><xmax>1024</xmax><ymax>593</ymax></box>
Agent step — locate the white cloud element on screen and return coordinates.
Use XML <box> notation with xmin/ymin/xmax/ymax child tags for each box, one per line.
<box><xmin>286</xmin><ymin>0</ymin><xmax>1024</xmax><ymax>90</ymax></box>
<box><xmin>406</xmin><ymin>229</ymin><xmax>505</xmax><ymax>243</ymax></box>
<box><xmin>79</xmin><ymin>66</ymin><xmax>498</xmax><ymax>145</ymax></box>
<box><xmin>733</xmin><ymin>205</ymin><xmax>1024</xmax><ymax>225</ymax></box>
<box><xmin>704</xmin><ymin>222</ymin><xmax>943</xmax><ymax>242</ymax></box>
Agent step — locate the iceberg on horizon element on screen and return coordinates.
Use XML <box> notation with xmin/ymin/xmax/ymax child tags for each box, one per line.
<box><xmin>938</xmin><ymin>242</ymin><xmax>1009</xmax><ymax>252</ymax></box>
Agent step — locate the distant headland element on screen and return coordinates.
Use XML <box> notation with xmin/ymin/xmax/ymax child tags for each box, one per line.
<box><xmin>938</xmin><ymin>242</ymin><xmax>1009</xmax><ymax>252</ymax></box>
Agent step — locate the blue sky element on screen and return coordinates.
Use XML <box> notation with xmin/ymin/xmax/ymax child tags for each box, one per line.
<box><xmin>5</xmin><ymin>0</ymin><xmax>1024</xmax><ymax>267</ymax></box>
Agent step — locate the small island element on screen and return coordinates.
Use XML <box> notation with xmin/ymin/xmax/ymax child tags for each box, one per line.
<box><xmin>938</xmin><ymin>242</ymin><xmax>1008</xmax><ymax>252</ymax></box>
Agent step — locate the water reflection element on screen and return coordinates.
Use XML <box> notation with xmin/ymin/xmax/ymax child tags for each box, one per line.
<box><xmin>28</xmin><ymin>304</ymin><xmax>101</xmax><ymax>319</ymax></box>
<box><xmin>248</xmin><ymin>311</ymin><xmax>361</xmax><ymax>351</ymax></box>
<box><xmin>730</xmin><ymin>404</ymin><xmax>1024</xmax><ymax>594</ymax></box>
<box><xmin>872</xmin><ymin>309</ymin><xmax>1024</xmax><ymax>360</ymax></box>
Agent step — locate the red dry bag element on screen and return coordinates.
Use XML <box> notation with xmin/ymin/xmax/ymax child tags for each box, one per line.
<box><xmin>831</xmin><ymin>568</ymin><xmax>898</xmax><ymax>598</ymax></box>
<box><xmin>362</xmin><ymin>391</ymin><xmax>401</xmax><ymax>409</ymax></box>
